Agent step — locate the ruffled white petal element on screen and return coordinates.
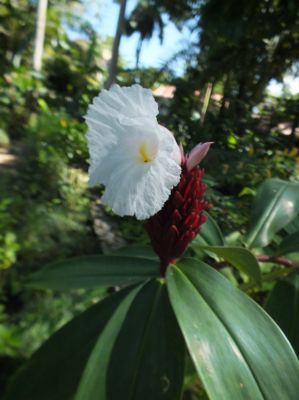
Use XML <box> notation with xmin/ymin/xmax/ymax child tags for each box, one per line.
<box><xmin>101</xmin><ymin>126</ymin><xmax>181</xmax><ymax>219</ymax></box>
<box><xmin>85</xmin><ymin>84</ymin><xmax>182</xmax><ymax>220</ymax></box>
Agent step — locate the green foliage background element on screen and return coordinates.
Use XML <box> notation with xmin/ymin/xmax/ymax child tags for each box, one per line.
<box><xmin>0</xmin><ymin>0</ymin><xmax>298</xmax><ymax>398</ymax></box>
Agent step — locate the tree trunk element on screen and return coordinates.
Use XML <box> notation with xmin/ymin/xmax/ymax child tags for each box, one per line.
<box><xmin>33</xmin><ymin>0</ymin><xmax>48</xmax><ymax>72</ymax></box>
<box><xmin>219</xmin><ymin>73</ymin><xmax>230</xmax><ymax>118</ymax></box>
<box><xmin>105</xmin><ymin>0</ymin><xmax>127</xmax><ymax>89</ymax></box>
<box><xmin>135</xmin><ymin>36</ymin><xmax>143</xmax><ymax>70</ymax></box>
<box><xmin>200</xmin><ymin>82</ymin><xmax>213</xmax><ymax>127</ymax></box>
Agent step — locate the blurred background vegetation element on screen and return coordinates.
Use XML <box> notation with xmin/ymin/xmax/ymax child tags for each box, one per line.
<box><xmin>0</xmin><ymin>0</ymin><xmax>298</xmax><ymax>397</ymax></box>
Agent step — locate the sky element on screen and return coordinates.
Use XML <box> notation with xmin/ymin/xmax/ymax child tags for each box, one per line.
<box><xmin>85</xmin><ymin>0</ymin><xmax>299</xmax><ymax>95</ymax></box>
<box><xmin>89</xmin><ymin>0</ymin><xmax>193</xmax><ymax>74</ymax></box>
<box><xmin>268</xmin><ymin>77</ymin><xmax>299</xmax><ymax>97</ymax></box>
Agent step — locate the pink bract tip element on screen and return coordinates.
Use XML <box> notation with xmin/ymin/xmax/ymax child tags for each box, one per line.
<box><xmin>179</xmin><ymin>143</ymin><xmax>185</xmax><ymax>165</ymax></box>
<box><xmin>186</xmin><ymin>141</ymin><xmax>213</xmax><ymax>171</ymax></box>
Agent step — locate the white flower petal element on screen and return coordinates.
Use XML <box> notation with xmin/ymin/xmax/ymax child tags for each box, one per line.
<box><xmin>158</xmin><ymin>125</ymin><xmax>182</xmax><ymax>165</ymax></box>
<box><xmin>85</xmin><ymin>84</ymin><xmax>182</xmax><ymax>220</ymax></box>
<box><xmin>102</xmin><ymin>146</ymin><xmax>181</xmax><ymax>220</ymax></box>
<box><xmin>109</xmin><ymin>84</ymin><xmax>159</xmax><ymax>118</ymax></box>
<box><xmin>91</xmin><ymin>84</ymin><xmax>158</xmax><ymax>121</ymax></box>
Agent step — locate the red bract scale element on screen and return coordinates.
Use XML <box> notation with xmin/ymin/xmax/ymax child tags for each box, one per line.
<box><xmin>145</xmin><ymin>161</ymin><xmax>209</xmax><ymax>276</ymax></box>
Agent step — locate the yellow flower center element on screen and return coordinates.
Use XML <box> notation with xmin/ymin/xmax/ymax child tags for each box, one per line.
<box><xmin>139</xmin><ymin>143</ymin><xmax>155</xmax><ymax>163</ymax></box>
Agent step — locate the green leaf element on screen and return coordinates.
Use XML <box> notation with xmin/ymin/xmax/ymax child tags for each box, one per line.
<box><xmin>246</xmin><ymin>179</ymin><xmax>299</xmax><ymax>249</ymax></box>
<box><xmin>202</xmin><ymin>246</ymin><xmax>261</xmax><ymax>284</ymax></box>
<box><xmin>4</xmin><ymin>285</ymin><xmax>136</xmax><ymax>400</ymax></box>
<box><xmin>75</xmin><ymin>284</ymin><xmax>143</xmax><ymax>400</ymax></box>
<box><xmin>284</xmin><ymin>215</ymin><xmax>299</xmax><ymax>235</ymax></box>
<box><xmin>167</xmin><ymin>259</ymin><xmax>299</xmax><ymax>400</ymax></box>
<box><xmin>111</xmin><ymin>244</ymin><xmax>158</xmax><ymax>260</ymax></box>
<box><xmin>197</xmin><ymin>213</ymin><xmax>224</xmax><ymax>246</ymax></box>
<box><xmin>107</xmin><ymin>279</ymin><xmax>185</xmax><ymax>400</ymax></box>
<box><xmin>27</xmin><ymin>255</ymin><xmax>159</xmax><ymax>290</ymax></box>
<box><xmin>265</xmin><ymin>270</ymin><xmax>299</xmax><ymax>357</ymax></box>
<box><xmin>275</xmin><ymin>231</ymin><xmax>299</xmax><ymax>256</ymax></box>
<box><xmin>195</xmin><ymin>213</ymin><xmax>225</xmax><ymax>247</ymax></box>
<box><xmin>238</xmin><ymin>187</ymin><xmax>256</xmax><ymax>197</ymax></box>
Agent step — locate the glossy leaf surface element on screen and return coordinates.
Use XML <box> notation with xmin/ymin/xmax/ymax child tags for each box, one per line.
<box><xmin>246</xmin><ymin>179</ymin><xmax>299</xmax><ymax>249</ymax></box>
<box><xmin>4</xmin><ymin>286</ymin><xmax>136</xmax><ymax>400</ymax></box>
<box><xmin>112</xmin><ymin>244</ymin><xmax>158</xmax><ymax>260</ymax></box>
<box><xmin>167</xmin><ymin>259</ymin><xmax>299</xmax><ymax>400</ymax></box>
<box><xmin>27</xmin><ymin>255</ymin><xmax>159</xmax><ymax>290</ymax></box>
<box><xmin>265</xmin><ymin>270</ymin><xmax>299</xmax><ymax>356</ymax></box>
<box><xmin>75</xmin><ymin>284</ymin><xmax>143</xmax><ymax>400</ymax></box>
<box><xmin>203</xmin><ymin>246</ymin><xmax>261</xmax><ymax>284</ymax></box>
<box><xmin>284</xmin><ymin>215</ymin><xmax>299</xmax><ymax>235</ymax></box>
<box><xmin>275</xmin><ymin>231</ymin><xmax>299</xmax><ymax>256</ymax></box>
<box><xmin>194</xmin><ymin>213</ymin><xmax>225</xmax><ymax>247</ymax></box>
<box><xmin>107</xmin><ymin>279</ymin><xmax>185</xmax><ymax>400</ymax></box>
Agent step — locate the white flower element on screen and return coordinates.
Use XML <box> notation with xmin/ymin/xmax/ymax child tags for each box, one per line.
<box><xmin>85</xmin><ymin>84</ymin><xmax>181</xmax><ymax>220</ymax></box>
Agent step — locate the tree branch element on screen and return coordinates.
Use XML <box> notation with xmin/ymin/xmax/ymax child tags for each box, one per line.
<box><xmin>212</xmin><ymin>254</ymin><xmax>299</xmax><ymax>270</ymax></box>
<box><xmin>256</xmin><ymin>255</ymin><xmax>299</xmax><ymax>268</ymax></box>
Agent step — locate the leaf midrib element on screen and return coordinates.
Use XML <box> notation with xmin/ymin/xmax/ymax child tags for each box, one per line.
<box><xmin>247</xmin><ymin>184</ymin><xmax>286</xmax><ymax>248</ymax></box>
<box><xmin>173</xmin><ymin>265</ymin><xmax>265</xmax><ymax>400</ymax></box>
<box><xmin>128</xmin><ymin>282</ymin><xmax>163</xmax><ymax>400</ymax></box>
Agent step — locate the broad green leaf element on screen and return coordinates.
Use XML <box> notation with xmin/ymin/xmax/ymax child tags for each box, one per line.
<box><xmin>112</xmin><ymin>244</ymin><xmax>158</xmax><ymax>260</ymax></box>
<box><xmin>107</xmin><ymin>279</ymin><xmax>185</xmax><ymax>400</ymax></box>
<box><xmin>27</xmin><ymin>255</ymin><xmax>159</xmax><ymax>290</ymax></box>
<box><xmin>194</xmin><ymin>213</ymin><xmax>225</xmax><ymax>247</ymax></box>
<box><xmin>275</xmin><ymin>231</ymin><xmax>299</xmax><ymax>256</ymax></box>
<box><xmin>167</xmin><ymin>259</ymin><xmax>299</xmax><ymax>400</ymax></box>
<box><xmin>284</xmin><ymin>215</ymin><xmax>299</xmax><ymax>235</ymax></box>
<box><xmin>4</xmin><ymin>285</ymin><xmax>136</xmax><ymax>400</ymax></box>
<box><xmin>202</xmin><ymin>246</ymin><xmax>261</xmax><ymax>284</ymax></box>
<box><xmin>75</xmin><ymin>284</ymin><xmax>143</xmax><ymax>400</ymax></box>
<box><xmin>246</xmin><ymin>179</ymin><xmax>299</xmax><ymax>249</ymax></box>
<box><xmin>265</xmin><ymin>270</ymin><xmax>299</xmax><ymax>357</ymax></box>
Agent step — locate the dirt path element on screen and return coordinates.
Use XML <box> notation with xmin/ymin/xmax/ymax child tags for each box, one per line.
<box><xmin>0</xmin><ymin>147</ymin><xmax>17</xmax><ymax>167</ymax></box>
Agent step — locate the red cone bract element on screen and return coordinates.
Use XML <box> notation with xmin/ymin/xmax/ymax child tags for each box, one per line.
<box><xmin>145</xmin><ymin>163</ymin><xmax>208</xmax><ymax>276</ymax></box>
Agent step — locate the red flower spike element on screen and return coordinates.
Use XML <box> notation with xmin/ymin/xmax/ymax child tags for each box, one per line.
<box><xmin>145</xmin><ymin>161</ymin><xmax>209</xmax><ymax>276</ymax></box>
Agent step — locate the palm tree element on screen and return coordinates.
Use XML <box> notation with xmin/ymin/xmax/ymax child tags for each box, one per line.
<box><xmin>105</xmin><ymin>0</ymin><xmax>127</xmax><ymax>88</ymax></box>
<box><xmin>125</xmin><ymin>0</ymin><xmax>164</xmax><ymax>69</ymax></box>
<box><xmin>33</xmin><ymin>0</ymin><xmax>48</xmax><ymax>71</ymax></box>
